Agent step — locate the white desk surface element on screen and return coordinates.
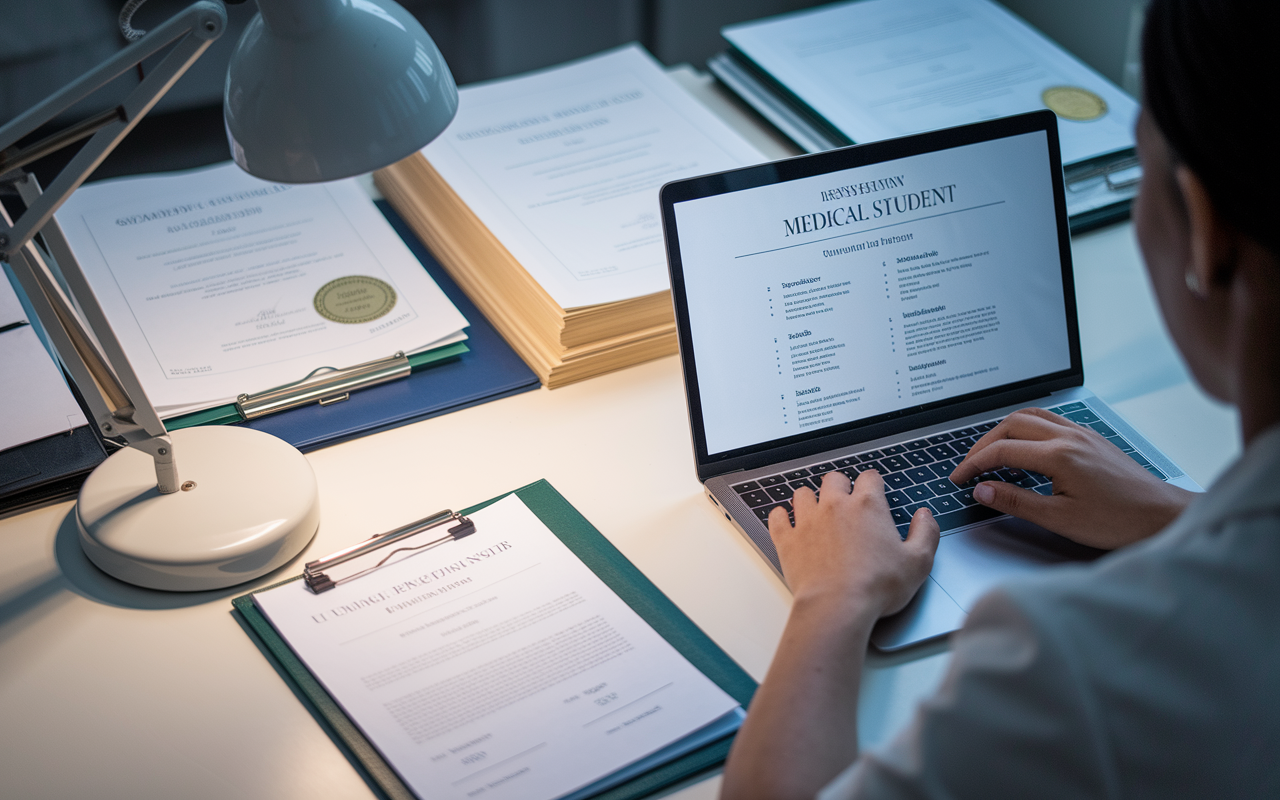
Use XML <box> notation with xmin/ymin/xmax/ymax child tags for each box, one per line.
<box><xmin>0</xmin><ymin>75</ymin><xmax>1240</xmax><ymax>800</ymax></box>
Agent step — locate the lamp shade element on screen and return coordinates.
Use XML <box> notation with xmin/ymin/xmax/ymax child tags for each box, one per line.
<box><xmin>224</xmin><ymin>0</ymin><xmax>458</xmax><ymax>183</ymax></box>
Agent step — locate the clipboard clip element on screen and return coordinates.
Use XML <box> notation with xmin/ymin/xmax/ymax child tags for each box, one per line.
<box><xmin>303</xmin><ymin>510</ymin><xmax>477</xmax><ymax>594</ymax></box>
<box><xmin>236</xmin><ymin>351</ymin><xmax>411</xmax><ymax>421</ymax></box>
<box><xmin>1065</xmin><ymin>155</ymin><xmax>1142</xmax><ymax>193</ymax></box>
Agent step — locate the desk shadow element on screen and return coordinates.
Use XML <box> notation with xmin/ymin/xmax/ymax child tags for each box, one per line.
<box><xmin>0</xmin><ymin>572</ymin><xmax>73</xmax><ymax>650</ymax></box>
<box><xmin>0</xmin><ymin>494</ymin><xmax>65</xmax><ymax>523</ymax></box>
<box><xmin>52</xmin><ymin>507</ymin><xmax>307</xmax><ymax>610</ymax></box>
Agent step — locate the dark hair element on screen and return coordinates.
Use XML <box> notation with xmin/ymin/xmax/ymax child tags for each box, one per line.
<box><xmin>1142</xmin><ymin>0</ymin><xmax>1279</xmax><ymax>255</ymax></box>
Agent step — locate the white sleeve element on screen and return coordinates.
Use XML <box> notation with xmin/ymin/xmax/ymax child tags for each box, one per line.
<box><xmin>818</xmin><ymin>589</ymin><xmax>1115</xmax><ymax>800</ymax></box>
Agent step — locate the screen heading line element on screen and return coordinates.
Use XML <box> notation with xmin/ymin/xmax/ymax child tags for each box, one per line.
<box><xmin>733</xmin><ymin>200</ymin><xmax>1007</xmax><ymax>259</ymax></box>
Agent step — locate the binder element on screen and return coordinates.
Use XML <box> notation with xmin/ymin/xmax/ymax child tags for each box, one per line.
<box><xmin>233</xmin><ymin>479</ymin><xmax>757</xmax><ymax>800</ymax></box>
<box><xmin>0</xmin><ymin>425</ymin><xmax>106</xmax><ymax>513</ymax></box>
<box><xmin>0</xmin><ymin>308</ymin><xmax>106</xmax><ymax>511</ymax></box>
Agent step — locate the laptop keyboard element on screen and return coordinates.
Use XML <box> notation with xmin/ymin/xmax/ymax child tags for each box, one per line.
<box><xmin>729</xmin><ymin>402</ymin><xmax>1168</xmax><ymax>538</ymax></box>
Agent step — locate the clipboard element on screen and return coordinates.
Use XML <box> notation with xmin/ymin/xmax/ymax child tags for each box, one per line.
<box><xmin>232</xmin><ymin>479</ymin><xmax>756</xmax><ymax>800</ymax></box>
<box><xmin>166</xmin><ymin>201</ymin><xmax>540</xmax><ymax>451</ymax></box>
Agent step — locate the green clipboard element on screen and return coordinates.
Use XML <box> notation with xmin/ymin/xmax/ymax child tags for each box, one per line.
<box><xmin>232</xmin><ymin>479</ymin><xmax>757</xmax><ymax>800</ymax></box>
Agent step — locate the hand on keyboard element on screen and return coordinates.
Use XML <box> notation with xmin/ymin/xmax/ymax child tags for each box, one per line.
<box><xmin>766</xmin><ymin>469</ymin><xmax>939</xmax><ymax>620</ymax></box>
<box><xmin>950</xmin><ymin>407</ymin><xmax>1195</xmax><ymax>549</ymax></box>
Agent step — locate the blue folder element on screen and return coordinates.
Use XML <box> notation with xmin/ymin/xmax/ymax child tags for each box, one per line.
<box><xmin>239</xmin><ymin>201</ymin><xmax>540</xmax><ymax>450</ymax></box>
<box><xmin>1</xmin><ymin>202</ymin><xmax>536</xmax><ymax>511</ymax></box>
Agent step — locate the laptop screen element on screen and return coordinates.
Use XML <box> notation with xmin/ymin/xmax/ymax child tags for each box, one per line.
<box><xmin>664</xmin><ymin>113</ymin><xmax>1078</xmax><ymax>463</ymax></box>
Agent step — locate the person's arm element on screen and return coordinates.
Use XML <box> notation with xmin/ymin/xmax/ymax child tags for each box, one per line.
<box><xmin>949</xmin><ymin>407</ymin><xmax>1195</xmax><ymax>550</ymax></box>
<box><xmin>720</xmin><ymin>470</ymin><xmax>939</xmax><ymax>800</ymax></box>
<box><xmin>819</xmin><ymin>587</ymin><xmax>1114</xmax><ymax>800</ymax></box>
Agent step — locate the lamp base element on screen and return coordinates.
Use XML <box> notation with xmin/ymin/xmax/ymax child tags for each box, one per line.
<box><xmin>77</xmin><ymin>426</ymin><xmax>320</xmax><ymax>591</ymax></box>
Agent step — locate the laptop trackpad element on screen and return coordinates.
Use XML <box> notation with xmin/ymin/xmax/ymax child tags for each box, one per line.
<box><xmin>872</xmin><ymin>517</ymin><xmax>1103</xmax><ymax>650</ymax></box>
<box><xmin>932</xmin><ymin>517</ymin><xmax>1104</xmax><ymax>612</ymax></box>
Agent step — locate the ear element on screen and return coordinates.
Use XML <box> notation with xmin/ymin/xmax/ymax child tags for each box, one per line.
<box><xmin>1175</xmin><ymin>166</ymin><xmax>1236</xmax><ymax>294</ymax></box>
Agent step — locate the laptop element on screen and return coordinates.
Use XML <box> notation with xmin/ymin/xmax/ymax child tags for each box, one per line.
<box><xmin>658</xmin><ymin>110</ymin><xmax>1200</xmax><ymax>651</ymax></box>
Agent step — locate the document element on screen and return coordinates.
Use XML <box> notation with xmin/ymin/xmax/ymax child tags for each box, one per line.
<box><xmin>674</xmin><ymin>130</ymin><xmax>1071</xmax><ymax>455</ymax></box>
<box><xmin>0</xmin><ymin>270</ymin><xmax>88</xmax><ymax>452</ymax></box>
<box><xmin>252</xmin><ymin>495</ymin><xmax>741</xmax><ymax>800</ymax></box>
<box><xmin>54</xmin><ymin>163</ymin><xmax>469</xmax><ymax>415</ymax></box>
<box><xmin>723</xmin><ymin>0</ymin><xmax>1139</xmax><ymax>166</ymax></box>
<box><xmin>422</xmin><ymin>44</ymin><xmax>765</xmax><ymax>310</ymax></box>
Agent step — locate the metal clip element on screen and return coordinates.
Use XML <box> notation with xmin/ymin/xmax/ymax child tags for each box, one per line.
<box><xmin>235</xmin><ymin>351</ymin><xmax>411</xmax><ymax>420</ymax></box>
<box><xmin>1064</xmin><ymin>155</ymin><xmax>1141</xmax><ymax>192</ymax></box>
<box><xmin>303</xmin><ymin>510</ymin><xmax>477</xmax><ymax>594</ymax></box>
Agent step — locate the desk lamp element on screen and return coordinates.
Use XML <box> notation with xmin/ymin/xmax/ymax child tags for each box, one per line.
<box><xmin>0</xmin><ymin>0</ymin><xmax>458</xmax><ymax>590</ymax></box>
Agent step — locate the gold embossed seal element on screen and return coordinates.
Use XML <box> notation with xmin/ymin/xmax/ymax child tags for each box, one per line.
<box><xmin>314</xmin><ymin>276</ymin><xmax>397</xmax><ymax>324</ymax></box>
<box><xmin>1041</xmin><ymin>86</ymin><xmax>1108</xmax><ymax>121</ymax></box>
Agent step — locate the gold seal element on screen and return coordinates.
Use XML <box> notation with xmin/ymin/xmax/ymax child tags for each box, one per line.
<box><xmin>314</xmin><ymin>276</ymin><xmax>397</xmax><ymax>324</ymax></box>
<box><xmin>1041</xmin><ymin>85</ymin><xmax>1108</xmax><ymax>121</ymax></box>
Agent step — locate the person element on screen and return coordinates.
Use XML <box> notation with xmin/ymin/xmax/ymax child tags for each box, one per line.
<box><xmin>719</xmin><ymin>1</ymin><xmax>1280</xmax><ymax>797</ymax></box>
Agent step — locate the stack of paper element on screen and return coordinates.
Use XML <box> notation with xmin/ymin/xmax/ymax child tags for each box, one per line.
<box><xmin>53</xmin><ymin>163</ymin><xmax>470</xmax><ymax>418</ymax></box>
<box><xmin>376</xmin><ymin>45</ymin><xmax>765</xmax><ymax>388</ymax></box>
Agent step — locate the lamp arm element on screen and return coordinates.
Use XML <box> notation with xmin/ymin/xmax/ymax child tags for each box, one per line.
<box><xmin>0</xmin><ymin>0</ymin><xmax>228</xmax><ymax>494</ymax></box>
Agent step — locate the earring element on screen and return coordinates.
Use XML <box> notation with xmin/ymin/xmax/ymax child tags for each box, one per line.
<box><xmin>1185</xmin><ymin>270</ymin><xmax>1205</xmax><ymax>298</ymax></box>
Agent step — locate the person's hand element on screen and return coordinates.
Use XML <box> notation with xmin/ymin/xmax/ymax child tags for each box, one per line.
<box><xmin>950</xmin><ymin>407</ymin><xmax>1195</xmax><ymax>549</ymax></box>
<box><xmin>767</xmin><ymin>470</ymin><xmax>939</xmax><ymax>619</ymax></box>
<box><xmin>724</xmin><ymin>472</ymin><xmax>937</xmax><ymax>800</ymax></box>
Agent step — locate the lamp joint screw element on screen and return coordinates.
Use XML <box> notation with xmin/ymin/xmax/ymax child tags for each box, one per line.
<box><xmin>181</xmin><ymin>481</ymin><xmax>196</xmax><ymax>492</ymax></box>
<box><xmin>0</xmin><ymin>234</ymin><xmax>9</xmax><ymax>247</ymax></box>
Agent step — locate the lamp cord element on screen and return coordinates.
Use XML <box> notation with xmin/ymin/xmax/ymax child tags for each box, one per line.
<box><xmin>119</xmin><ymin>0</ymin><xmax>151</xmax><ymax>42</ymax></box>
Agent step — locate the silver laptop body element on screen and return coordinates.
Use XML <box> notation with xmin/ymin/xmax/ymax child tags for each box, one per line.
<box><xmin>659</xmin><ymin>112</ymin><xmax>1198</xmax><ymax>651</ymax></box>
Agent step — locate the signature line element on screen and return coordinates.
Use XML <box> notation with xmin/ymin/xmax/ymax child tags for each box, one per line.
<box><xmin>583</xmin><ymin>682</ymin><xmax>675</xmax><ymax>728</ymax></box>
<box><xmin>451</xmin><ymin>742</ymin><xmax>547</xmax><ymax>786</ymax></box>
